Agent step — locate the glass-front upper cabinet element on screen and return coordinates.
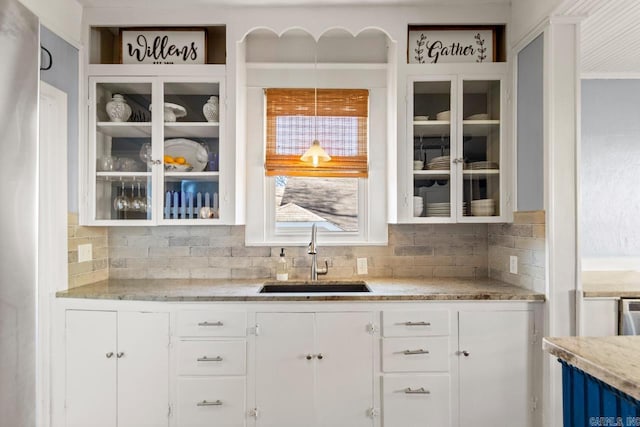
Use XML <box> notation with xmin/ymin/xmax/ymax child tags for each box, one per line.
<box><xmin>89</xmin><ymin>77</ymin><xmax>223</xmax><ymax>225</ymax></box>
<box><xmin>161</xmin><ymin>81</ymin><xmax>221</xmax><ymax>224</ymax></box>
<box><xmin>411</xmin><ymin>79</ymin><xmax>456</xmax><ymax>221</ymax></box>
<box><xmin>408</xmin><ymin>75</ymin><xmax>504</xmax><ymax>222</ymax></box>
<box><xmin>460</xmin><ymin>79</ymin><xmax>501</xmax><ymax>219</ymax></box>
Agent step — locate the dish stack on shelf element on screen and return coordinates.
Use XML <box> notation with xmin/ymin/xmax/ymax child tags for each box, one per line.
<box><xmin>413</xmin><ymin>196</ymin><xmax>424</xmax><ymax>217</ymax></box>
<box><xmin>465</xmin><ymin>113</ymin><xmax>490</xmax><ymax>120</ymax></box>
<box><xmin>426</xmin><ymin>156</ymin><xmax>450</xmax><ymax>170</ymax></box>
<box><xmin>425</xmin><ymin>202</ymin><xmax>450</xmax><ymax>217</ymax></box>
<box><xmin>465</xmin><ymin>161</ymin><xmax>499</xmax><ymax>170</ymax></box>
<box><xmin>470</xmin><ymin>199</ymin><xmax>495</xmax><ymax>216</ymax></box>
<box><xmin>424</xmin><ymin>202</ymin><xmax>468</xmax><ymax>217</ymax></box>
<box><xmin>414</xmin><ymin>115</ymin><xmax>429</xmax><ymax>121</ymax></box>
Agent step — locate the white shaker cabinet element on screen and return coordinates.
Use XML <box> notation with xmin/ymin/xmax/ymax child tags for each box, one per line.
<box><xmin>254</xmin><ymin>312</ymin><xmax>375</xmax><ymax>427</ymax></box>
<box><xmin>65</xmin><ymin>310</ymin><xmax>170</xmax><ymax>427</ymax></box>
<box><xmin>458</xmin><ymin>310</ymin><xmax>533</xmax><ymax>427</ymax></box>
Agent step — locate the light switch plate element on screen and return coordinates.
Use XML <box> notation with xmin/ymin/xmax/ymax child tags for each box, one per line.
<box><xmin>78</xmin><ymin>243</ymin><xmax>92</xmax><ymax>263</ymax></box>
<box><xmin>509</xmin><ymin>256</ymin><xmax>518</xmax><ymax>274</ymax></box>
<box><xmin>356</xmin><ymin>258</ymin><xmax>368</xmax><ymax>275</ymax></box>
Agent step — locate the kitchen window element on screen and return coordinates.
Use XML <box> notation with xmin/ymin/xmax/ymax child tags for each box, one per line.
<box><xmin>245</xmin><ymin>78</ymin><xmax>387</xmax><ymax>246</ymax></box>
<box><xmin>266</xmin><ymin>88</ymin><xmax>367</xmax><ymax>237</ymax></box>
<box><xmin>245</xmin><ymin>84</ymin><xmax>387</xmax><ymax>246</ymax></box>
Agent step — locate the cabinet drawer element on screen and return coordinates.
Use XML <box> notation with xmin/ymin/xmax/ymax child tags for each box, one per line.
<box><xmin>178</xmin><ymin>340</ymin><xmax>246</xmax><ymax>376</ymax></box>
<box><xmin>383</xmin><ymin>310</ymin><xmax>449</xmax><ymax>337</ymax></box>
<box><xmin>177</xmin><ymin>377</ymin><xmax>245</xmax><ymax>427</ymax></box>
<box><xmin>383</xmin><ymin>374</ymin><xmax>450</xmax><ymax>427</ymax></box>
<box><xmin>177</xmin><ymin>310</ymin><xmax>247</xmax><ymax>337</ymax></box>
<box><xmin>382</xmin><ymin>337</ymin><xmax>449</xmax><ymax>372</ymax></box>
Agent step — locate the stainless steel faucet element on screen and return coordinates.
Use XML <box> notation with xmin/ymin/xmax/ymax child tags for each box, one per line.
<box><xmin>308</xmin><ymin>224</ymin><xmax>328</xmax><ymax>281</ymax></box>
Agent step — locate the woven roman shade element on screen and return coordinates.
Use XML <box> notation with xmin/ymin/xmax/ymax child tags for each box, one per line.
<box><xmin>265</xmin><ymin>88</ymin><xmax>369</xmax><ymax>178</ymax></box>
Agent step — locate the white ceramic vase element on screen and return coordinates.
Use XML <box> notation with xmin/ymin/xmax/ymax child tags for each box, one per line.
<box><xmin>106</xmin><ymin>94</ymin><xmax>132</xmax><ymax>122</ymax></box>
<box><xmin>203</xmin><ymin>96</ymin><xmax>219</xmax><ymax>122</ymax></box>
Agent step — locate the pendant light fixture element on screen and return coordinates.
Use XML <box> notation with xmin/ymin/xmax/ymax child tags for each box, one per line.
<box><xmin>300</xmin><ymin>42</ymin><xmax>331</xmax><ymax>167</ymax></box>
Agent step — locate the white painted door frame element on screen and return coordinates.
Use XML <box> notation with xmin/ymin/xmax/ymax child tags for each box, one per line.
<box><xmin>38</xmin><ymin>81</ymin><xmax>68</xmax><ymax>427</ymax></box>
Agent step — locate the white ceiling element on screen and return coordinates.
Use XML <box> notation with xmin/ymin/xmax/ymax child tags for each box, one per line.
<box><xmin>560</xmin><ymin>0</ymin><xmax>640</xmax><ymax>74</ymax></box>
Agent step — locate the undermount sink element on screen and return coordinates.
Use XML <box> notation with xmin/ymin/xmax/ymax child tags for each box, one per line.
<box><xmin>259</xmin><ymin>280</ymin><xmax>371</xmax><ymax>293</ymax></box>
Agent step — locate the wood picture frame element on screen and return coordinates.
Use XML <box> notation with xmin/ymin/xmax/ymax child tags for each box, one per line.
<box><xmin>407</xmin><ymin>25</ymin><xmax>506</xmax><ymax>64</ymax></box>
<box><xmin>119</xmin><ymin>27</ymin><xmax>208</xmax><ymax>64</ymax></box>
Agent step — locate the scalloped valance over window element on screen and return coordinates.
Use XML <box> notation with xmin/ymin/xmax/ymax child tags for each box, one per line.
<box><xmin>264</xmin><ymin>88</ymin><xmax>369</xmax><ymax>178</ymax></box>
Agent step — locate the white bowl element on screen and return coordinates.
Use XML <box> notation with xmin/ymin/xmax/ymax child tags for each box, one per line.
<box><xmin>436</xmin><ymin>110</ymin><xmax>451</xmax><ymax>121</ymax></box>
<box><xmin>414</xmin><ymin>115</ymin><xmax>429</xmax><ymax>121</ymax></box>
<box><xmin>164</xmin><ymin>163</ymin><xmax>194</xmax><ymax>172</ymax></box>
<box><xmin>164</xmin><ymin>138</ymin><xmax>208</xmax><ymax>172</ymax></box>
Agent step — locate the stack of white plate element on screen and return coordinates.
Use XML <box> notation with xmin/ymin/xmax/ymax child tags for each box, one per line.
<box><xmin>465</xmin><ymin>113</ymin><xmax>490</xmax><ymax>120</ymax></box>
<box><xmin>427</xmin><ymin>156</ymin><xmax>450</xmax><ymax>170</ymax></box>
<box><xmin>425</xmin><ymin>202</ymin><xmax>468</xmax><ymax>217</ymax></box>
<box><xmin>413</xmin><ymin>196</ymin><xmax>424</xmax><ymax>217</ymax></box>
<box><xmin>465</xmin><ymin>161</ymin><xmax>499</xmax><ymax>170</ymax></box>
<box><xmin>471</xmin><ymin>199</ymin><xmax>495</xmax><ymax>216</ymax></box>
<box><xmin>425</xmin><ymin>202</ymin><xmax>450</xmax><ymax>217</ymax></box>
<box><xmin>414</xmin><ymin>115</ymin><xmax>429</xmax><ymax>121</ymax></box>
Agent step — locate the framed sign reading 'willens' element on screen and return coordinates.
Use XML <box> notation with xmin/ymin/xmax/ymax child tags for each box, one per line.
<box><xmin>408</xmin><ymin>26</ymin><xmax>499</xmax><ymax>64</ymax></box>
<box><xmin>120</xmin><ymin>28</ymin><xmax>207</xmax><ymax>64</ymax></box>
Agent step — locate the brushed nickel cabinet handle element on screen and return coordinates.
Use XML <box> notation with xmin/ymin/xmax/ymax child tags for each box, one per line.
<box><xmin>403</xmin><ymin>349</ymin><xmax>429</xmax><ymax>355</ymax></box>
<box><xmin>117</xmin><ymin>352</ymin><xmax>125</xmax><ymax>358</ymax></box>
<box><xmin>403</xmin><ymin>321</ymin><xmax>431</xmax><ymax>326</ymax></box>
<box><xmin>197</xmin><ymin>400</ymin><xmax>222</xmax><ymax>407</ymax></box>
<box><xmin>198</xmin><ymin>321</ymin><xmax>223</xmax><ymax>327</ymax></box>
<box><xmin>106</xmin><ymin>352</ymin><xmax>114</xmax><ymax>358</ymax></box>
<box><xmin>316</xmin><ymin>353</ymin><xmax>324</xmax><ymax>360</ymax></box>
<box><xmin>306</xmin><ymin>354</ymin><xmax>313</xmax><ymax>360</ymax></box>
<box><xmin>404</xmin><ymin>387</ymin><xmax>430</xmax><ymax>394</ymax></box>
<box><xmin>197</xmin><ymin>356</ymin><xmax>223</xmax><ymax>362</ymax></box>
<box><xmin>457</xmin><ymin>350</ymin><xmax>470</xmax><ymax>357</ymax></box>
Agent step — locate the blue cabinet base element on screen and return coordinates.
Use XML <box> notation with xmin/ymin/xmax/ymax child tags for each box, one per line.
<box><xmin>560</xmin><ymin>360</ymin><xmax>640</xmax><ymax>426</ymax></box>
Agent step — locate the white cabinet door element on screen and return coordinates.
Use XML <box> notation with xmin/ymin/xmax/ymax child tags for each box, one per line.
<box><xmin>581</xmin><ymin>298</ymin><xmax>618</xmax><ymax>336</ymax></box>
<box><xmin>117</xmin><ymin>311</ymin><xmax>169</xmax><ymax>427</ymax></box>
<box><xmin>66</xmin><ymin>310</ymin><xmax>117</xmax><ymax>427</ymax></box>
<box><xmin>458</xmin><ymin>310</ymin><xmax>532</xmax><ymax>427</ymax></box>
<box><xmin>255</xmin><ymin>313</ymin><xmax>316</xmax><ymax>427</ymax></box>
<box><xmin>315</xmin><ymin>312</ymin><xmax>374</xmax><ymax>427</ymax></box>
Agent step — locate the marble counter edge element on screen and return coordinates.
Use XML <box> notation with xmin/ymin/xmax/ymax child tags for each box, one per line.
<box><xmin>56</xmin><ymin>278</ymin><xmax>545</xmax><ymax>302</ymax></box>
<box><xmin>542</xmin><ymin>337</ymin><xmax>640</xmax><ymax>402</ymax></box>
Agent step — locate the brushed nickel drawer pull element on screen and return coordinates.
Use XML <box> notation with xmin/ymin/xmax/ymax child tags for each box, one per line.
<box><xmin>197</xmin><ymin>400</ymin><xmax>223</xmax><ymax>406</ymax></box>
<box><xmin>198</xmin><ymin>321</ymin><xmax>224</xmax><ymax>327</ymax></box>
<box><xmin>197</xmin><ymin>356</ymin><xmax>223</xmax><ymax>362</ymax></box>
<box><xmin>403</xmin><ymin>321</ymin><xmax>431</xmax><ymax>326</ymax></box>
<box><xmin>403</xmin><ymin>349</ymin><xmax>429</xmax><ymax>355</ymax></box>
<box><xmin>404</xmin><ymin>387</ymin><xmax>430</xmax><ymax>394</ymax></box>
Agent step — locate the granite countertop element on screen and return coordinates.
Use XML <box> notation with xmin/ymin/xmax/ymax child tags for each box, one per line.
<box><xmin>582</xmin><ymin>271</ymin><xmax>640</xmax><ymax>298</ymax></box>
<box><xmin>56</xmin><ymin>277</ymin><xmax>545</xmax><ymax>302</ymax></box>
<box><xmin>543</xmin><ymin>336</ymin><xmax>640</xmax><ymax>401</ymax></box>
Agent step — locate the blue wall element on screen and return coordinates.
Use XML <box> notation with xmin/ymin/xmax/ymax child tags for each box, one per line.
<box><xmin>581</xmin><ymin>79</ymin><xmax>640</xmax><ymax>258</ymax></box>
<box><xmin>516</xmin><ymin>34</ymin><xmax>544</xmax><ymax>211</ymax></box>
<box><xmin>40</xmin><ymin>25</ymin><xmax>79</xmax><ymax>213</ymax></box>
